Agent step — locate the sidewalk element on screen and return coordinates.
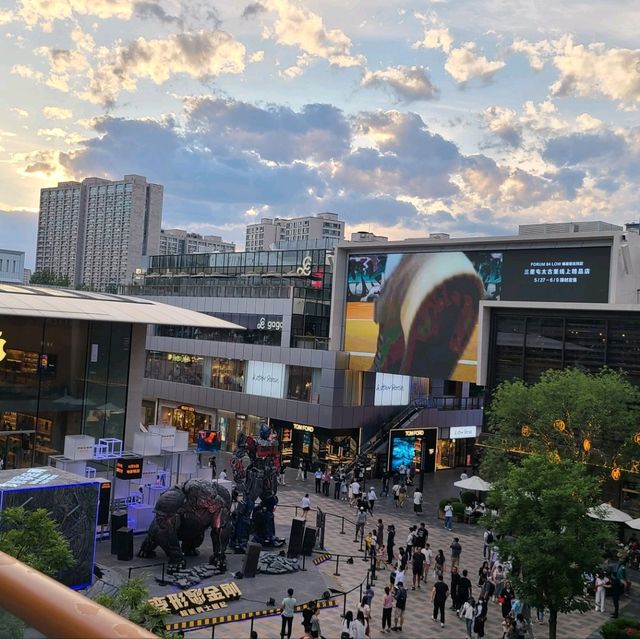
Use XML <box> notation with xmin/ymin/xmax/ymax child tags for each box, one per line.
<box><xmin>187</xmin><ymin>469</ymin><xmax>637</xmax><ymax>638</ymax></box>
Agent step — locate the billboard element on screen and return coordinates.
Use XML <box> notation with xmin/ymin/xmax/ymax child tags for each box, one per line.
<box><xmin>389</xmin><ymin>428</ymin><xmax>437</xmax><ymax>473</ymax></box>
<box><xmin>374</xmin><ymin>373</ymin><xmax>410</xmax><ymax>406</ymax></box>
<box><xmin>245</xmin><ymin>361</ymin><xmax>286</xmax><ymax>398</ymax></box>
<box><xmin>345</xmin><ymin>246</ymin><xmax>610</xmax><ymax>382</ymax></box>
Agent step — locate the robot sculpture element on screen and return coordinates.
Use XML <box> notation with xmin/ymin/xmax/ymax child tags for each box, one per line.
<box><xmin>230</xmin><ymin>423</ymin><xmax>284</xmax><ymax>551</ymax></box>
<box><xmin>137</xmin><ymin>478</ymin><xmax>232</xmax><ymax>572</ymax></box>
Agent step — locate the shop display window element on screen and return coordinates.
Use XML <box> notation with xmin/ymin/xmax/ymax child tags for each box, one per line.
<box><xmin>286</xmin><ymin>366</ymin><xmax>320</xmax><ymax>402</ymax></box>
<box><xmin>211</xmin><ymin>358</ymin><xmax>244</xmax><ymax>392</ymax></box>
<box><xmin>145</xmin><ymin>351</ymin><xmax>204</xmax><ymax>386</ymax></box>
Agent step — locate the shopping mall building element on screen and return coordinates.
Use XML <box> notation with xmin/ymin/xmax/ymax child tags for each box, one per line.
<box><xmin>0</xmin><ymin>285</ymin><xmax>239</xmax><ymax>468</ymax></box>
<box><xmin>124</xmin><ymin>222</ymin><xmax>640</xmax><ymax>505</ymax></box>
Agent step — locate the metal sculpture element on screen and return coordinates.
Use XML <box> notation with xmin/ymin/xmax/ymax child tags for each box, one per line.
<box><xmin>230</xmin><ymin>423</ymin><xmax>284</xmax><ymax>550</ymax></box>
<box><xmin>137</xmin><ymin>479</ymin><xmax>232</xmax><ymax>572</ymax></box>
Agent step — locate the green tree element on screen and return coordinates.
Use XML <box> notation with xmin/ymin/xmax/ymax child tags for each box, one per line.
<box><xmin>481</xmin><ymin>368</ymin><xmax>640</xmax><ymax>482</ymax></box>
<box><xmin>29</xmin><ymin>270</ymin><xmax>70</xmax><ymax>287</ymax></box>
<box><xmin>94</xmin><ymin>578</ymin><xmax>170</xmax><ymax>637</ymax></box>
<box><xmin>0</xmin><ymin>507</ymin><xmax>74</xmax><ymax>638</ymax></box>
<box><xmin>483</xmin><ymin>455</ymin><xmax>616</xmax><ymax>639</ymax></box>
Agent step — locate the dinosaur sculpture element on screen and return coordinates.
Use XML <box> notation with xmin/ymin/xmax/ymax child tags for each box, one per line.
<box><xmin>138</xmin><ymin>478</ymin><xmax>232</xmax><ymax>572</ymax></box>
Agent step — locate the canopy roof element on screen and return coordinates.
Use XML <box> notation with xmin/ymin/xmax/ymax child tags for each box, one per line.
<box><xmin>0</xmin><ymin>284</ymin><xmax>242</xmax><ymax>329</ymax></box>
<box><xmin>454</xmin><ymin>476</ymin><xmax>493</xmax><ymax>491</ymax></box>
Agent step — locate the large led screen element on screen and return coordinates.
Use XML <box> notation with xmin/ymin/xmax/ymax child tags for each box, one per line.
<box><xmin>345</xmin><ymin>251</ymin><xmax>503</xmax><ymax>381</ymax></box>
<box><xmin>345</xmin><ymin>246</ymin><xmax>610</xmax><ymax>381</ymax></box>
<box><xmin>501</xmin><ymin>246</ymin><xmax>610</xmax><ymax>302</ymax></box>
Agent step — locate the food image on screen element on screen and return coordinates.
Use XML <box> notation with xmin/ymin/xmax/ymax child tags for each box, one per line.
<box><xmin>345</xmin><ymin>251</ymin><xmax>503</xmax><ymax>381</ymax></box>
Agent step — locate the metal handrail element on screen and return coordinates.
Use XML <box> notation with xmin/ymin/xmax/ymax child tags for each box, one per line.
<box><xmin>0</xmin><ymin>551</ymin><xmax>156</xmax><ymax>639</ymax></box>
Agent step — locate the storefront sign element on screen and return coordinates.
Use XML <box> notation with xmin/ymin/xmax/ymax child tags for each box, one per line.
<box><xmin>374</xmin><ymin>373</ymin><xmax>410</xmax><ymax>406</ymax></box>
<box><xmin>235</xmin><ymin>413</ymin><xmax>247</xmax><ymax>420</ymax></box>
<box><xmin>296</xmin><ymin>255</ymin><xmax>312</xmax><ymax>276</ymax></box>
<box><xmin>0</xmin><ymin>331</ymin><xmax>6</xmax><ymax>362</ymax></box>
<box><xmin>449</xmin><ymin>426</ymin><xmax>477</xmax><ymax>439</ymax></box>
<box><xmin>256</xmin><ymin>317</ymin><xmax>283</xmax><ymax>331</ymax></box>
<box><xmin>167</xmin><ymin>353</ymin><xmax>201</xmax><ymax>364</ymax></box>
<box><xmin>179</xmin><ymin>405</ymin><xmax>195</xmax><ymax>412</ymax></box>
<box><xmin>403</xmin><ymin>429</ymin><xmax>424</xmax><ymax>437</ymax></box>
<box><xmin>115</xmin><ymin>457</ymin><xmax>143</xmax><ymax>480</ymax></box>
<box><xmin>148</xmin><ymin>582</ymin><xmax>242</xmax><ymax>618</ymax></box>
<box><xmin>245</xmin><ymin>361</ymin><xmax>285</xmax><ymax>399</ymax></box>
<box><xmin>294</xmin><ymin>423</ymin><xmax>314</xmax><ymax>433</ymax></box>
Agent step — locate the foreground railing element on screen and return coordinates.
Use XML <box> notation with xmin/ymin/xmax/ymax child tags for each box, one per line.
<box><xmin>0</xmin><ymin>552</ymin><xmax>156</xmax><ymax>639</ymax></box>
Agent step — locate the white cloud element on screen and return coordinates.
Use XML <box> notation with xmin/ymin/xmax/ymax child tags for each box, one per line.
<box><xmin>482</xmin><ymin>106</ymin><xmax>522</xmax><ymax>147</ymax></box>
<box><xmin>550</xmin><ymin>36</ymin><xmax>640</xmax><ymax>109</ymax></box>
<box><xmin>262</xmin><ymin>0</ymin><xmax>365</xmax><ymax>71</ymax></box>
<box><xmin>10</xmin><ymin>108</ymin><xmax>29</xmax><ymax>118</ymax></box>
<box><xmin>85</xmin><ymin>30</ymin><xmax>246</xmax><ymax>106</ymax></box>
<box><xmin>510</xmin><ymin>38</ymin><xmax>555</xmax><ymax>72</ymax></box>
<box><xmin>14</xmin><ymin>0</ymin><xmax>135</xmax><ymax>28</ymax></box>
<box><xmin>361</xmin><ymin>65</ymin><xmax>439</xmax><ymax>102</ymax></box>
<box><xmin>413</xmin><ymin>27</ymin><xmax>453</xmax><ymax>54</ymax></box>
<box><xmin>249</xmin><ymin>50</ymin><xmax>265</xmax><ymax>63</ymax></box>
<box><xmin>11</xmin><ymin>64</ymin><xmax>44</xmax><ymax>81</ymax></box>
<box><xmin>43</xmin><ymin>107</ymin><xmax>73</xmax><ymax>120</ymax></box>
<box><xmin>444</xmin><ymin>42</ymin><xmax>506</xmax><ymax>83</ymax></box>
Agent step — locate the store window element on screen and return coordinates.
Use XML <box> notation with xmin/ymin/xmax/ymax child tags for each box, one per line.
<box><xmin>343</xmin><ymin>370</ymin><xmax>363</xmax><ymax>406</ymax></box>
<box><xmin>210</xmin><ymin>358</ymin><xmax>244</xmax><ymax>392</ymax></box>
<box><xmin>287</xmin><ymin>366</ymin><xmax>321</xmax><ymax>402</ymax></box>
<box><xmin>145</xmin><ymin>351</ymin><xmax>204</xmax><ymax>386</ymax></box>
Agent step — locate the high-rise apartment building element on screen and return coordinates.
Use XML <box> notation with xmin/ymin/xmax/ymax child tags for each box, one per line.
<box><xmin>159</xmin><ymin>229</ymin><xmax>235</xmax><ymax>255</ymax></box>
<box><xmin>245</xmin><ymin>212</ymin><xmax>345</xmax><ymax>251</ymax></box>
<box><xmin>36</xmin><ymin>175</ymin><xmax>163</xmax><ymax>290</ymax></box>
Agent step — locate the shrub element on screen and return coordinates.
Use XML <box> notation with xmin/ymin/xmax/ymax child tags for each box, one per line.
<box><xmin>438</xmin><ymin>497</ymin><xmax>460</xmax><ymax>511</ymax></box>
<box><xmin>451</xmin><ymin>502</ymin><xmax>466</xmax><ymax>517</ymax></box>
<box><xmin>460</xmin><ymin>491</ymin><xmax>476</xmax><ymax>506</ymax></box>
<box><xmin>600</xmin><ymin>617</ymin><xmax>640</xmax><ymax>639</ymax></box>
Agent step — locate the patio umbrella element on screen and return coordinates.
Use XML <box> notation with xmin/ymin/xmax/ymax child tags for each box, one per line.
<box><xmin>454</xmin><ymin>476</ymin><xmax>493</xmax><ymax>491</ymax></box>
<box><xmin>587</xmin><ymin>503</ymin><xmax>632</xmax><ymax>523</ymax></box>
<box><xmin>626</xmin><ymin>518</ymin><xmax>640</xmax><ymax>530</ymax></box>
<box><xmin>95</xmin><ymin>402</ymin><xmax>125</xmax><ymax>414</ymax></box>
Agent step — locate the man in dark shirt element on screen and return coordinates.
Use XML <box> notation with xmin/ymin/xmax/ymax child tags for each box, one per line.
<box><xmin>415</xmin><ymin>522</ymin><xmax>428</xmax><ymax>550</ymax></box>
<box><xmin>456</xmin><ymin>569</ymin><xmax>472</xmax><ymax>610</ymax></box>
<box><xmin>431</xmin><ymin>574</ymin><xmax>449</xmax><ymax>628</ymax></box>
<box><xmin>412</xmin><ymin>548</ymin><xmax>425</xmax><ymax>589</ymax></box>
<box><xmin>450</xmin><ymin>537</ymin><xmax>462</xmax><ymax>569</ymax></box>
<box><xmin>610</xmin><ymin>572</ymin><xmax>622</xmax><ymax>618</ymax></box>
<box><xmin>450</xmin><ymin>566</ymin><xmax>460</xmax><ymax>610</ymax></box>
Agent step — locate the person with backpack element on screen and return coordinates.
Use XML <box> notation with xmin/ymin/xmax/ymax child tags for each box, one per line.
<box><xmin>392</xmin><ymin>581</ymin><xmax>407</xmax><ymax>632</ymax></box>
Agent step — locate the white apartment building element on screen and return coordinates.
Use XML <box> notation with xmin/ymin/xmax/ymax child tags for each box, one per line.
<box><xmin>36</xmin><ymin>175</ymin><xmax>163</xmax><ymax>290</ymax></box>
<box><xmin>245</xmin><ymin>212</ymin><xmax>345</xmax><ymax>251</ymax></box>
<box><xmin>0</xmin><ymin>249</ymin><xmax>25</xmax><ymax>284</ymax></box>
<box><xmin>159</xmin><ymin>229</ymin><xmax>235</xmax><ymax>255</ymax></box>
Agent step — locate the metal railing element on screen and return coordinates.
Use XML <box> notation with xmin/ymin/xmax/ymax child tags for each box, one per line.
<box><xmin>0</xmin><ymin>551</ymin><xmax>156</xmax><ymax>639</ymax></box>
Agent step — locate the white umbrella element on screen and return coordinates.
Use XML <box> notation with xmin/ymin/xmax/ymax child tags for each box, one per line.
<box><xmin>625</xmin><ymin>517</ymin><xmax>640</xmax><ymax>530</ymax></box>
<box><xmin>454</xmin><ymin>476</ymin><xmax>493</xmax><ymax>492</ymax></box>
<box><xmin>587</xmin><ymin>503</ymin><xmax>632</xmax><ymax>523</ymax></box>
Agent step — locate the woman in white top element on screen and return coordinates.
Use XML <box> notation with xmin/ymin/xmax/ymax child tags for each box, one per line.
<box><xmin>413</xmin><ymin>490</ymin><xmax>423</xmax><ymax>515</ymax></box>
<box><xmin>350</xmin><ymin>611</ymin><xmax>367</xmax><ymax>639</ymax></box>
<box><xmin>394</xmin><ymin>566</ymin><xmax>406</xmax><ymax>588</ymax></box>
<box><xmin>357</xmin><ymin>596</ymin><xmax>371</xmax><ymax>635</ymax></box>
<box><xmin>594</xmin><ymin>572</ymin><xmax>609</xmax><ymax>612</ymax></box>
<box><xmin>458</xmin><ymin>598</ymin><xmax>475</xmax><ymax>639</ymax></box>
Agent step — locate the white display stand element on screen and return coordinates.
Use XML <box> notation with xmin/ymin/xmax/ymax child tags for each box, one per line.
<box><xmin>197</xmin><ymin>466</ymin><xmax>213</xmax><ymax>481</ymax></box>
<box><xmin>162</xmin><ymin>430</ymin><xmax>188</xmax><ymax>452</ymax></box>
<box><xmin>132</xmin><ymin>432</ymin><xmax>163</xmax><ymax>456</ymax></box>
<box><xmin>129</xmin><ymin>504</ymin><xmax>155</xmax><ymax>531</ymax></box>
<box><xmin>49</xmin><ymin>456</ymin><xmax>86</xmax><ymax>476</ymax></box>
<box><xmin>63</xmin><ymin>435</ymin><xmax>96</xmax><ymax>461</ymax></box>
<box><xmin>149</xmin><ymin>425</ymin><xmax>177</xmax><ymax>450</ymax></box>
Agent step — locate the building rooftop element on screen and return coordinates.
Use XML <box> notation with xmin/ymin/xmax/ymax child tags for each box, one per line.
<box><xmin>0</xmin><ymin>284</ymin><xmax>242</xmax><ymax>328</ymax></box>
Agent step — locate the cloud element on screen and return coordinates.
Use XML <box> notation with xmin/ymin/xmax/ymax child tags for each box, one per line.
<box><xmin>43</xmin><ymin>106</ymin><xmax>73</xmax><ymax>120</ymax></box>
<box><xmin>510</xmin><ymin>38</ymin><xmax>555</xmax><ymax>72</ymax></box>
<box><xmin>13</xmin><ymin>0</ymin><xmax>136</xmax><ymax>28</ymax></box>
<box><xmin>413</xmin><ymin>27</ymin><xmax>453</xmax><ymax>54</ymax></box>
<box><xmin>11</xmin><ymin>108</ymin><xmax>29</xmax><ymax>118</ymax></box>
<box><xmin>262</xmin><ymin>0</ymin><xmax>365</xmax><ymax>70</ymax></box>
<box><xmin>133</xmin><ymin>1</ymin><xmax>182</xmax><ymax>25</ymax></box>
<box><xmin>482</xmin><ymin>106</ymin><xmax>522</xmax><ymax>147</ymax></box>
<box><xmin>85</xmin><ymin>30</ymin><xmax>246</xmax><ymax>106</ymax></box>
<box><xmin>444</xmin><ymin>42</ymin><xmax>506</xmax><ymax>84</ymax></box>
<box><xmin>543</xmin><ymin>131</ymin><xmax>627</xmax><ymax>167</ymax></box>
<box><xmin>11</xmin><ymin>64</ymin><xmax>44</xmax><ymax>82</ymax></box>
<box><xmin>549</xmin><ymin>36</ymin><xmax>640</xmax><ymax>109</ymax></box>
<box><xmin>361</xmin><ymin>66</ymin><xmax>440</xmax><ymax>102</ymax></box>
<box><xmin>242</xmin><ymin>2</ymin><xmax>266</xmax><ymax>19</ymax></box>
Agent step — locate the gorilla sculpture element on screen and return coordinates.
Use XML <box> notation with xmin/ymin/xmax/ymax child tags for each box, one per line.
<box><xmin>138</xmin><ymin>479</ymin><xmax>232</xmax><ymax>571</ymax></box>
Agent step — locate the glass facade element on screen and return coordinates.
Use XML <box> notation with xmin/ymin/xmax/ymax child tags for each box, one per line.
<box><xmin>489</xmin><ymin>310</ymin><xmax>640</xmax><ymax>387</ymax></box>
<box><xmin>145</xmin><ymin>351</ymin><xmax>204</xmax><ymax>386</ymax></box>
<box><xmin>286</xmin><ymin>366</ymin><xmax>321</xmax><ymax>402</ymax></box>
<box><xmin>0</xmin><ymin>316</ymin><xmax>132</xmax><ymax>468</ymax></box>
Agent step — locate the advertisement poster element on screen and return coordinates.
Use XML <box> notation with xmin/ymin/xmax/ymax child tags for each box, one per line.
<box><xmin>389</xmin><ymin>429</ymin><xmax>437</xmax><ymax>474</ymax></box>
<box><xmin>345</xmin><ymin>251</ymin><xmax>503</xmax><ymax>381</ymax></box>
<box><xmin>345</xmin><ymin>246</ymin><xmax>610</xmax><ymax>382</ymax></box>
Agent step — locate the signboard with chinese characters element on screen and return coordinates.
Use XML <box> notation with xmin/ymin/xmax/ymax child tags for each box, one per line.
<box><xmin>148</xmin><ymin>582</ymin><xmax>242</xmax><ymax>618</ymax></box>
<box><xmin>115</xmin><ymin>457</ymin><xmax>143</xmax><ymax>480</ymax></box>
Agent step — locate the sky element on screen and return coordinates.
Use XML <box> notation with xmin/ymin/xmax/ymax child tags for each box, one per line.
<box><xmin>1</xmin><ymin>0</ymin><xmax>639</xmax><ymax>268</ymax></box>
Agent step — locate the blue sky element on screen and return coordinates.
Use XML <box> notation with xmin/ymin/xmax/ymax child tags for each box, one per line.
<box><xmin>1</xmin><ymin>0</ymin><xmax>639</xmax><ymax>267</ymax></box>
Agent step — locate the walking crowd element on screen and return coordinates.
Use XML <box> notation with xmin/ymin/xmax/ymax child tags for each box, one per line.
<box><xmin>288</xmin><ymin>461</ymin><xmax>634</xmax><ymax>639</ymax></box>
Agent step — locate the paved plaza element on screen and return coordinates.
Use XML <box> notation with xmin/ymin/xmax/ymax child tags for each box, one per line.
<box><xmin>176</xmin><ymin>467</ymin><xmax>638</xmax><ymax>639</ymax></box>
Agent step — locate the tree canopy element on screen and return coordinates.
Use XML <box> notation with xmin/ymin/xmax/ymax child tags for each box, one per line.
<box><xmin>483</xmin><ymin>455</ymin><xmax>616</xmax><ymax>639</ymax></box>
<box><xmin>481</xmin><ymin>368</ymin><xmax>640</xmax><ymax>481</ymax></box>
<box><xmin>29</xmin><ymin>270</ymin><xmax>70</xmax><ymax>287</ymax></box>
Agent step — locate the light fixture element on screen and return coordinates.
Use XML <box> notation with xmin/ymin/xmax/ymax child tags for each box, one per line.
<box><xmin>611</xmin><ymin>466</ymin><xmax>621</xmax><ymax>481</ymax></box>
<box><xmin>553</xmin><ymin>419</ymin><xmax>566</xmax><ymax>432</ymax></box>
<box><xmin>582</xmin><ymin>438</ymin><xmax>591</xmax><ymax>452</ymax></box>
<box><xmin>521</xmin><ymin>425</ymin><xmax>532</xmax><ymax>437</ymax></box>
<box><xmin>633</xmin><ymin>432</ymin><xmax>640</xmax><ymax>445</ymax></box>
